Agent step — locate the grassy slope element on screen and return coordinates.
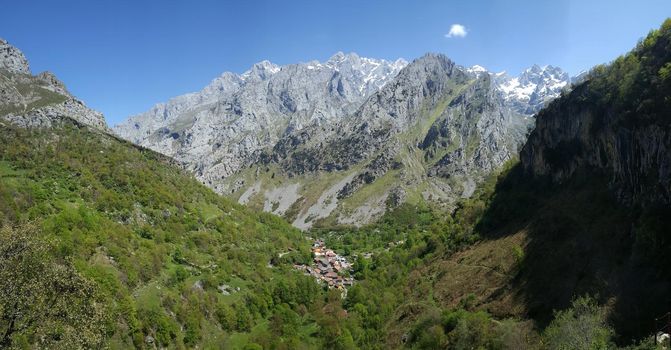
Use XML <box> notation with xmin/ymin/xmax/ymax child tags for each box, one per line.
<box><xmin>0</xmin><ymin>118</ymin><xmax>327</xmax><ymax>349</ymax></box>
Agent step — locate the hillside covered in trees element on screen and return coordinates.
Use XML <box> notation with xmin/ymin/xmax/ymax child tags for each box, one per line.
<box><xmin>0</xmin><ymin>118</ymin><xmax>326</xmax><ymax>348</ymax></box>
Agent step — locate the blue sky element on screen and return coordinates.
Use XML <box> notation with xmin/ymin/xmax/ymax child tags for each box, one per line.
<box><xmin>2</xmin><ymin>0</ymin><xmax>669</xmax><ymax>126</ymax></box>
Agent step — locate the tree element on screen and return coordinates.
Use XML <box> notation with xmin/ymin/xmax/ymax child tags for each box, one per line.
<box><xmin>543</xmin><ymin>296</ymin><xmax>614</xmax><ymax>350</ymax></box>
<box><xmin>0</xmin><ymin>223</ymin><xmax>108</xmax><ymax>348</ymax></box>
<box><xmin>269</xmin><ymin>304</ymin><xmax>300</xmax><ymax>338</ymax></box>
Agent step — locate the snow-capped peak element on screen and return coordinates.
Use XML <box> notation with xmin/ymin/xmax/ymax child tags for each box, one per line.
<box><xmin>469</xmin><ymin>65</ymin><xmax>487</xmax><ymax>73</ymax></box>
<box><xmin>464</xmin><ymin>65</ymin><xmax>488</xmax><ymax>78</ymax></box>
<box><xmin>495</xmin><ymin>64</ymin><xmax>571</xmax><ymax>115</ymax></box>
<box><xmin>316</xmin><ymin>52</ymin><xmax>408</xmax><ymax>94</ymax></box>
<box><xmin>241</xmin><ymin>60</ymin><xmax>281</xmax><ymax>81</ymax></box>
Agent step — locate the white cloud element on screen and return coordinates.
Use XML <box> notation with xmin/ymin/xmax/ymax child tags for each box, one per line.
<box><xmin>445</xmin><ymin>24</ymin><xmax>467</xmax><ymax>38</ymax></box>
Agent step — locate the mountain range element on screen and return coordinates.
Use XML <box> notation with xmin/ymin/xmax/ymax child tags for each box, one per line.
<box><xmin>114</xmin><ymin>52</ymin><xmax>572</xmax><ymax>229</ymax></box>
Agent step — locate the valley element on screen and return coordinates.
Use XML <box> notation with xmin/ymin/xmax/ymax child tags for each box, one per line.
<box><xmin>1</xmin><ymin>10</ymin><xmax>670</xmax><ymax>350</ymax></box>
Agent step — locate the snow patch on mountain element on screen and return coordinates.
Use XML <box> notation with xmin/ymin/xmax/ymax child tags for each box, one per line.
<box><xmin>460</xmin><ymin>64</ymin><xmax>571</xmax><ymax>116</ymax></box>
<box><xmin>496</xmin><ymin>64</ymin><xmax>570</xmax><ymax>115</ymax></box>
<box><xmin>466</xmin><ymin>65</ymin><xmax>487</xmax><ymax>78</ymax></box>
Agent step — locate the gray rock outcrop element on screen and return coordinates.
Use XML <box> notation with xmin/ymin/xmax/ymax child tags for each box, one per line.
<box><xmin>0</xmin><ymin>38</ymin><xmax>30</xmax><ymax>74</ymax></box>
<box><xmin>0</xmin><ymin>38</ymin><xmax>108</xmax><ymax>131</ymax></box>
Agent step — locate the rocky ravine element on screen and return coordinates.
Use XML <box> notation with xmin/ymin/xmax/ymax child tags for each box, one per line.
<box><xmin>0</xmin><ymin>38</ymin><xmax>108</xmax><ymax>131</ymax></box>
<box><xmin>116</xmin><ymin>52</ymin><xmax>571</xmax><ymax>229</ymax></box>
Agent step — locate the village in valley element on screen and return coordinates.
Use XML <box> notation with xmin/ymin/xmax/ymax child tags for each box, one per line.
<box><xmin>293</xmin><ymin>239</ymin><xmax>355</xmax><ymax>290</ymax></box>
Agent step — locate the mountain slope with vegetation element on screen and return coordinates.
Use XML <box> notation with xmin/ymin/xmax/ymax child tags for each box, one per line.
<box><xmin>367</xmin><ymin>18</ymin><xmax>671</xmax><ymax>348</ymax></box>
<box><xmin>0</xmin><ymin>117</ymin><xmax>336</xmax><ymax>348</ymax></box>
<box><xmin>514</xmin><ymin>17</ymin><xmax>671</xmax><ymax>339</ymax></box>
<box><xmin>2</xmin><ymin>112</ymin><xmax>492</xmax><ymax>349</ymax></box>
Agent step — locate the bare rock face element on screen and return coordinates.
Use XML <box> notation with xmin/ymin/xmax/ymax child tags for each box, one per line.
<box><xmin>37</xmin><ymin>71</ymin><xmax>71</xmax><ymax>96</ymax></box>
<box><xmin>115</xmin><ymin>52</ymin><xmax>569</xmax><ymax>228</ymax></box>
<box><xmin>0</xmin><ymin>38</ymin><xmax>30</xmax><ymax>74</ymax></box>
<box><xmin>3</xmin><ymin>98</ymin><xmax>107</xmax><ymax>130</ymax></box>
<box><xmin>0</xmin><ymin>38</ymin><xmax>108</xmax><ymax>132</ymax></box>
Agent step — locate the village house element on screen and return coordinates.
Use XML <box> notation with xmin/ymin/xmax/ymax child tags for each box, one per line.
<box><xmin>293</xmin><ymin>239</ymin><xmax>356</xmax><ymax>289</ymax></box>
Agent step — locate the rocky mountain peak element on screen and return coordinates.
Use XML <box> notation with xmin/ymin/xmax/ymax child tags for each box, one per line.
<box><xmin>495</xmin><ymin>64</ymin><xmax>570</xmax><ymax>115</ymax></box>
<box><xmin>0</xmin><ymin>39</ymin><xmax>108</xmax><ymax>131</ymax></box>
<box><xmin>524</xmin><ymin>64</ymin><xmax>543</xmax><ymax>74</ymax></box>
<box><xmin>518</xmin><ymin>64</ymin><xmax>568</xmax><ymax>85</ymax></box>
<box><xmin>346</xmin><ymin>52</ymin><xmax>463</xmax><ymax>131</ymax></box>
<box><xmin>327</xmin><ymin>51</ymin><xmax>358</xmax><ymax>64</ymax></box>
<box><xmin>328</xmin><ymin>51</ymin><xmax>346</xmax><ymax>61</ymax></box>
<box><xmin>401</xmin><ymin>53</ymin><xmax>456</xmax><ymax>77</ymax></box>
<box><xmin>416</xmin><ymin>52</ymin><xmax>452</xmax><ymax>63</ymax></box>
<box><xmin>241</xmin><ymin>60</ymin><xmax>280</xmax><ymax>81</ymax></box>
<box><xmin>200</xmin><ymin>72</ymin><xmax>244</xmax><ymax>98</ymax></box>
<box><xmin>466</xmin><ymin>64</ymin><xmax>488</xmax><ymax>78</ymax></box>
<box><xmin>393</xmin><ymin>57</ymin><xmax>408</xmax><ymax>68</ymax></box>
<box><xmin>0</xmin><ymin>38</ymin><xmax>30</xmax><ymax>74</ymax></box>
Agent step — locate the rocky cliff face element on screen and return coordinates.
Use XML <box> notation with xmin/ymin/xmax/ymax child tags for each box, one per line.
<box><xmin>116</xmin><ymin>52</ymin><xmax>569</xmax><ymax>228</ymax></box>
<box><xmin>0</xmin><ymin>38</ymin><xmax>108</xmax><ymax>131</ymax></box>
<box><xmin>521</xmin><ymin>20</ymin><xmax>671</xmax><ymax>205</ymax></box>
